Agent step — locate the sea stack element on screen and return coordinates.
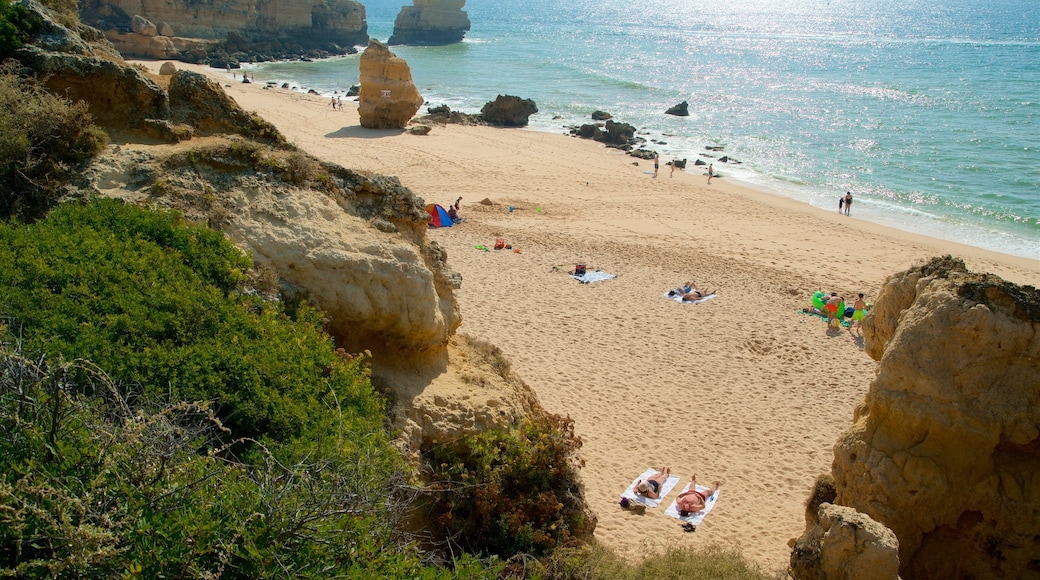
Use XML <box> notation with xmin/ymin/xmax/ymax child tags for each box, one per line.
<box><xmin>387</xmin><ymin>0</ymin><xmax>471</xmax><ymax>46</ymax></box>
<box><xmin>358</xmin><ymin>40</ymin><xmax>425</xmax><ymax>129</ymax></box>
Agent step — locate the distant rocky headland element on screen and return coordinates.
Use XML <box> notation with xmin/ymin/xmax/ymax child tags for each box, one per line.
<box><xmin>76</xmin><ymin>0</ymin><xmax>471</xmax><ymax>66</ymax></box>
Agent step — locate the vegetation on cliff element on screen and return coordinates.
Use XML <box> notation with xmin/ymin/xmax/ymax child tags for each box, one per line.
<box><xmin>0</xmin><ymin>198</ymin><xmax>773</xmax><ymax>578</ymax></box>
<box><xmin>0</xmin><ymin>199</ymin><xmax>496</xmax><ymax>577</ymax></box>
<box><xmin>0</xmin><ymin>0</ymin><xmax>37</xmax><ymax>57</ymax></box>
<box><xmin>0</xmin><ymin>61</ymin><xmax>107</xmax><ymax>220</ymax></box>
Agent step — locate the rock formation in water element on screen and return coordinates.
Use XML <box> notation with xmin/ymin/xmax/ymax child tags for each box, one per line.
<box><xmin>387</xmin><ymin>0</ymin><xmax>470</xmax><ymax>46</ymax></box>
<box><xmin>480</xmin><ymin>94</ymin><xmax>538</xmax><ymax>127</ymax></box>
<box><xmin>79</xmin><ymin>0</ymin><xmax>368</xmax><ymax>60</ymax></box>
<box><xmin>357</xmin><ymin>40</ymin><xmax>424</xmax><ymax>129</ymax></box>
<box><xmin>791</xmin><ymin>256</ymin><xmax>1040</xmax><ymax>579</ymax></box>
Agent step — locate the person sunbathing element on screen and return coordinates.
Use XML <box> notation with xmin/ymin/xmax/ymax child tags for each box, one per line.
<box><xmin>680</xmin><ymin>282</ymin><xmax>713</xmax><ymax>301</ymax></box>
<box><xmin>676</xmin><ymin>474</ymin><xmax>721</xmax><ymax>516</ymax></box>
<box><xmin>668</xmin><ymin>282</ymin><xmax>713</xmax><ymax>300</ymax></box>
<box><xmin>634</xmin><ymin>466</ymin><xmax>671</xmax><ymax>499</ymax></box>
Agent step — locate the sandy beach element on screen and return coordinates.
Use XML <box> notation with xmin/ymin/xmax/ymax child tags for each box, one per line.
<box><xmin>132</xmin><ymin>61</ymin><xmax>1038</xmax><ymax>574</ymax></box>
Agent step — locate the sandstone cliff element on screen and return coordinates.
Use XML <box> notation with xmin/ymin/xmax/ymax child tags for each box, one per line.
<box><xmin>358</xmin><ymin>40</ymin><xmax>424</xmax><ymax>129</ymax></box>
<box><xmin>87</xmin><ymin>137</ymin><xmax>552</xmax><ymax>458</ymax></box>
<box><xmin>16</xmin><ymin>1</ymin><xmax>541</xmax><ymax>460</ymax></box>
<box><xmin>388</xmin><ymin>0</ymin><xmax>470</xmax><ymax>46</ymax></box>
<box><xmin>79</xmin><ymin>0</ymin><xmax>368</xmax><ymax>58</ymax></box>
<box><xmin>800</xmin><ymin>256</ymin><xmax>1040</xmax><ymax>579</ymax></box>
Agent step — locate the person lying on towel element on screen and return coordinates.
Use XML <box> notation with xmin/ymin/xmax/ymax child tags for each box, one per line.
<box><xmin>668</xmin><ymin>281</ymin><xmax>714</xmax><ymax>301</ymax></box>
<box><xmin>675</xmin><ymin>474</ymin><xmax>721</xmax><ymax>516</ymax></box>
<box><xmin>634</xmin><ymin>466</ymin><xmax>671</xmax><ymax>499</ymax></box>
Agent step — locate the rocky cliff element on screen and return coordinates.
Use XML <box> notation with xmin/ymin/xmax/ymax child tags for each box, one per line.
<box><xmin>79</xmin><ymin>0</ymin><xmax>367</xmax><ymax>59</ymax></box>
<box><xmin>796</xmin><ymin>256</ymin><xmax>1040</xmax><ymax>579</ymax></box>
<box><xmin>387</xmin><ymin>0</ymin><xmax>470</xmax><ymax>45</ymax></box>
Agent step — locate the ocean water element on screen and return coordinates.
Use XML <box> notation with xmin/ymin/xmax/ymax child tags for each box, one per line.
<box><xmin>250</xmin><ymin>0</ymin><xmax>1040</xmax><ymax>261</ymax></box>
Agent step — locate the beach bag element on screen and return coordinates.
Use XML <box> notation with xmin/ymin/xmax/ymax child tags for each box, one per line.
<box><xmin>494</xmin><ymin>239</ymin><xmax>506</xmax><ymax>250</ymax></box>
<box><xmin>574</xmin><ymin>264</ymin><xmax>586</xmax><ymax>276</ymax></box>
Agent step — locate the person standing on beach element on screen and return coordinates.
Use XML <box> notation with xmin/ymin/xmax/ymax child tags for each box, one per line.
<box><xmin>851</xmin><ymin>293</ymin><xmax>867</xmax><ymax>333</ymax></box>
<box><xmin>844</xmin><ymin>192</ymin><xmax>853</xmax><ymax>216</ymax></box>
<box><xmin>653</xmin><ymin>154</ymin><xmax>660</xmax><ymax>178</ymax></box>
<box><xmin>670</xmin><ymin>160</ymin><xmax>677</xmax><ymax>178</ymax></box>
<box><xmin>707</xmin><ymin>163</ymin><xmax>714</xmax><ymax>184</ymax></box>
<box><xmin>838</xmin><ymin>195</ymin><xmax>844</xmax><ymax>213</ymax></box>
<box><xmin>826</xmin><ymin>292</ymin><xmax>843</xmax><ymax>328</ymax></box>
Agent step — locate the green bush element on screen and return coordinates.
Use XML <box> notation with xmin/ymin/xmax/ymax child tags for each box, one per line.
<box><xmin>424</xmin><ymin>414</ymin><xmax>594</xmax><ymax>559</ymax></box>
<box><xmin>0</xmin><ymin>198</ymin><xmax>375</xmax><ymax>445</ymax></box>
<box><xmin>0</xmin><ymin>349</ymin><xmax>503</xmax><ymax>578</ymax></box>
<box><xmin>0</xmin><ymin>61</ymin><xmax>108</xmax><ymax>220</ymax></box>
<box><xmin>0</xmin><ymin>0</ymin><xmax>36</xmax><ymax>58</ymax></box>
<box><xmin>529</xmin><ymin>542</ymin><xmax>776</xmax><ymax>580</ymax></box>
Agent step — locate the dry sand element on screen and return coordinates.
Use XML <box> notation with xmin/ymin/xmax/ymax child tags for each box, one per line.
<box><xmin>135</xmin><ymin>61</ymin><xmax>1039</xmax><ymax>574</ymax></box>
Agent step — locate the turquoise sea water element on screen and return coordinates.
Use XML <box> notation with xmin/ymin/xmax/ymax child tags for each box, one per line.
<box><xmin>250</xmin><ymin>0</ymin><xmax>1040</xmax><ymax>261</ymax></box>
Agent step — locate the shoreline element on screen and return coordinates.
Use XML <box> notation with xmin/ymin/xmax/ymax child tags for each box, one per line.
<box><xmin>131</xmin><ymin>59</ymin><xmax>1037</xmax><ymax>574</ymax></box>
<box><xmin>235</xmin><ymin>58</ymin><xmax>1039</xmax><ymax>263</ymax></box>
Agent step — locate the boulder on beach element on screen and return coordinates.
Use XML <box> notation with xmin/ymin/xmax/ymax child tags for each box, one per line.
<box><xmin>480</xmin><ymin>95</ymin><xmax>538</xmax><ymax>127</ymax></box>
<box><xmin>358</xmin><ymin>40</ymin><xmax>425</xmax><ymax>129</ymax></box>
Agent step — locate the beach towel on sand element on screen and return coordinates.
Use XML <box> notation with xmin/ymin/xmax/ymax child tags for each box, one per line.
<box><xmin>664</xmin><ymin>291</ymin><xmax>717</xmax><ymax>304</ymax></box>
<box><xmin>621</xmin><ymin>468</ymin><xmax>682</xmax><ymax>508</ymax></box>
<box><xmin>665</xmin><ymin>483</ymin><xmax>721</xmax><ymax>527</ymax></box>
<box><xmin>799</xmin><ymin>308</ymin><xmax>850</xmax><ymax>327</ymax></box>
<box><xmin>572</xmin><ymin>270</ymin><xmax>617</xmax><ymax>284</ymax></box>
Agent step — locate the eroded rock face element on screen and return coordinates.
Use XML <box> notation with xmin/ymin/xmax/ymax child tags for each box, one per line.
<box><xmin>791</xmin><ymin>504</ymin><xmax>900</xmax><ymax>580</ymax></box>
<box><xmin>828</xmin><ymin>256</ymin><xmax>1040</xmax><ymax>579</ymax></box>
<box><xmin>387</xmin><ymin>334</ymin><xmax>541</xmax><ymax>456</ymax></box>
<box><xmin>357</xmin><ymin>40</ymin><xmax>424</xmax><ymax>129</ymax></box>
<box><xmin>79</xmin><ymin>0</ymin><xmax>368</xmax><ymax>49</ymax></box>
<box><xmin>15</xmin><ymin>41</ymin><xmax>170</xmax><ymax>129</ymax></box>
<box><xmin>387</xmin><ymin>0</ymin><xmax>470</xmax><ymax>46</ymax></box>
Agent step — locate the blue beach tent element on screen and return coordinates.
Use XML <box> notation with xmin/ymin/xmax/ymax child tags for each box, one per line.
<box><xmin>426</xmin><ymin>203</ymin><xmax>454</xmax><ymax>228</ymax></box>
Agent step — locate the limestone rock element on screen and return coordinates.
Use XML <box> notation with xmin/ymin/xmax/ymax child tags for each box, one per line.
<box><xmin>15</xmin><ymin>45</ymin><xmax>170</xmax><ymax>129</ymax></box>
<box><xmin>103</xmin><ymin>30</ymin><xmax>218</xmax><ymax>60</ymax></box>
<box><xmin>18</xmin><ymin>0</ymin><xmax>100</xmax><ymax>56</ymax></box>
<box><xmin>157</xmin><ymin>21</ymin><xmax>175</xmax><ymax>37</ymax></box>
<box><xmin>790</xmin><ymin>503</ymin><xmax>900</xmax><ymax>580</ymax></box>
<box><xmin>830</xmin><ymin>256</ymin><xmax>1040</xmax><ymax>578</ymax></box>
<box><xmin>168</xmin><ymin>70</ymin><xmax>281</xmax><ymax>142</ymax></box>
<box><xmin>80</xmin><ymin>0</ymin><xmax>368</xmax><ymax>50</ymax></box>
<box><xmin>158</xmin><ymin>61</ymin><xmax>177</xmax><ymax>75</ymax></box>
<box><xmin>388</xmin><ymin>0</ymin><xmax>470</xmax><ymax>46</ymax></box>
<box><xmin>480</xmin><ymin>94</ymin><xmax>538</xmax><ymax>127</ymax></box>
<box><xmin>389</xmin><ymin>334</ymin><xmax>541</xmax><ymax>455</ymax></box>
<box><xmin>357</xmin><ymin>40</ymin><xmax>424</xmax><ymax>129</ymax></box>
<box><xmin>130</xmin><ymin>14</ymin><xmax>157</xmax><ymax>37</ymax></box>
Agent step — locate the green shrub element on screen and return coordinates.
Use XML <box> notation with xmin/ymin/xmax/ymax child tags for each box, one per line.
<box><xmin>528</xmin><ymin>542</ymin><xmax>776</xmax><ymax>580</ymax></box>
<box><xmin>0</xmin><ymin>61</ymin><xmax>108</xmax><ymax>220</ymax></box>
<box><xmin>0</xmin><ymin>198</ymin><xmax>376</xmax><ymax>445</ymax></box>
<box><xmin>0</xmin><ymin>349</ymin><xmax>503</xmax><ymax>578</ymax></box>
<box><xmin>0</xmin><ymin>0</ymin><xmax>37</xmax><ymax>58</ymax></box>
<box><xmin>424</xmin><ymin>414</ymin><xmax>593</xmax><ymax>559</ymax></box>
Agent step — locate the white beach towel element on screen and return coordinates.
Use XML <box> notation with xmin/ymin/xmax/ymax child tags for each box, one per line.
<box><xmin>664</xmin><ymin>483</ymin><xmax>721</xmax><ymax>526</ymax></box>
<box><xmin>572</xmin><ymin>270</ymin><xmax>617</xmax><ymax>284</ymax></box>
<box><xmin>621</xmin><ymin>468</ymin><xmax>682</xmax><ymax>508</ymax></box>
<box><xmin>663</xmin><ymin>291</ymin><xmax>717</xmax><ymax>304</ymax></box>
